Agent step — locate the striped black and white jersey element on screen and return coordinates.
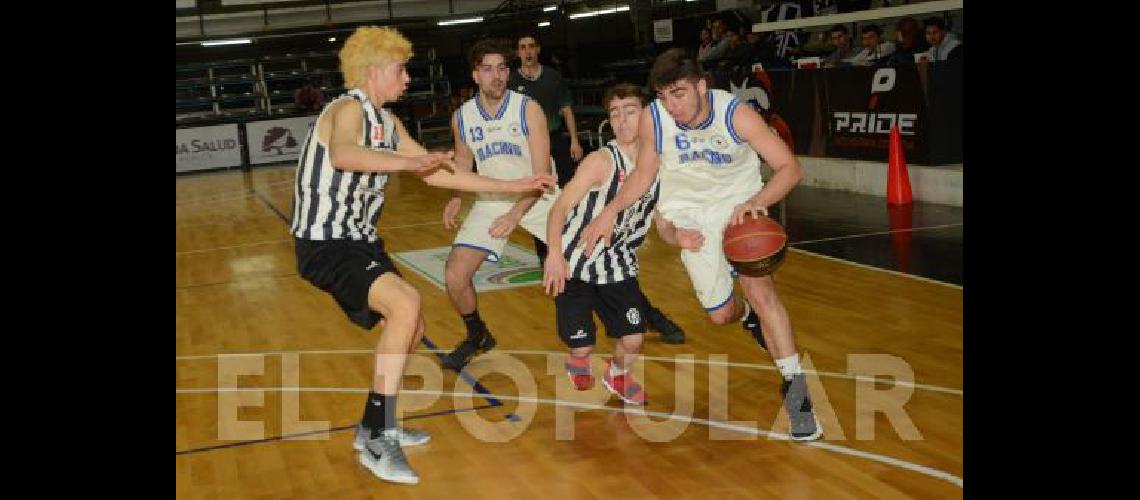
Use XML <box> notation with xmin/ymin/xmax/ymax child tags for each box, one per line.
<box><xmin>560</xmin><ymin>141</ymin><xmax>659</xmax><ymax>284</ymax></box>
<box><xmin>290</xmin><ymin>89</ymin><xmax>399</xmax><ymax>241</ymax></box>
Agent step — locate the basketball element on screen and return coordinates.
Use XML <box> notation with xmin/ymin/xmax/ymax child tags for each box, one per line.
<box><xmin>723</xmin><ymin>214</ymin><xmax>788</xmax><ymax>277</ymax></box>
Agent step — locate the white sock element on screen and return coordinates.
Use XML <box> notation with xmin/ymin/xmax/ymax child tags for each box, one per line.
<box><xmin>740</xmin><ymin>299</ymin><xmax>752</xmax><ymax>323</ymax></box>
<box><xmin>775</xmin><ymin>354</ymin><xmax>802</xmax><ymax>381</ymax></box>
<box><xmin>609</xmin><ymin>359</ymin><xmax>629</xmax><ymax>377</ymax></box>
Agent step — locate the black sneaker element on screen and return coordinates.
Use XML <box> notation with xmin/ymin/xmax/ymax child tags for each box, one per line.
<box><xmin>742</xmin><ymin>306</ymin><xmax>766</xmax><ymax>352</ymax></box>
<box><xmin>646</xmin><ymin>306</ymin><xmax>685</xmax><ymax>344</ymax></box>
<box><xmin>441</xmin><ymin>331</ymin><xmax>497</xmax><ymax>371</ymax></box>
<box><xmin>780</xmin><ymin>373</ymin><xmax>823</xmax><ymax>441</ymax></box>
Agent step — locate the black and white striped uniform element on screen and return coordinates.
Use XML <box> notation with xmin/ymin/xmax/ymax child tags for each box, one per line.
<box><xmin>290</xmin><ymin>89</ymin><xmax>398</xmax><ymax>242</ymax></box>
<box><xmin>560</xmin><ymin>141</ymin><xmax>659</xmax><ymax>284</ymax></box>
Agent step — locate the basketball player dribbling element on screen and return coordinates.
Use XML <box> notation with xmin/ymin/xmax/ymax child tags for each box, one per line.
<box><xmin>577</xmin><ymin>48</ymin><xmax>822</xmax><ymax>440</ymax></box>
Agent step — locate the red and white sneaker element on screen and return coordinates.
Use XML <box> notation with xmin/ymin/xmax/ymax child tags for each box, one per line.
<box><xmin>565</xmin><ymin>355</ymin><xmax>594</xmax><ymax>391</ymax></box>
<box><xmin>602</xmin><ymin>359</ymin><xmax>647</xmax><ymax>405</ymax></box>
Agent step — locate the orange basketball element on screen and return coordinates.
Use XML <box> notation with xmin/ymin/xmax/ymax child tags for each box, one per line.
<box><xmin>723</xmin><ymin>214</ymin><xmax>788</xmax><ymax>277</ymax></box>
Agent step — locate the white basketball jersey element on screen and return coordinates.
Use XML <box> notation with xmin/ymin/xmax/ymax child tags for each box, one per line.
<box><xmin>457</xmin><ymin>90</ymin><xmax>543</xmax><ymax>202</ymax></box>
<box><xmin>649</xmin><ymin>88</ymin><xmax>765</xmax><ymax>215</ymax></box>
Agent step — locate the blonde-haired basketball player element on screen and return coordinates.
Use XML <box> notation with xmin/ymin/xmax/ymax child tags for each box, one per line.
<box><xmin>576</xmin><ymin>48</ymin><xmax>821</xmax><ymax>441</ymax></box>
<box><xmin>291</xmin><ymin>26</ymin><xmax>554</xmax><ymax>485</ymax></box>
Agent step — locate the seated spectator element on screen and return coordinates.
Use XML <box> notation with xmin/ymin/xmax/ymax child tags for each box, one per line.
<box><xmin>924</xmin><ymin>17</ymin><xmax>962</xmax><ymax>61</ymax></box>
<box><xmin>294</xmin><ymin>79</ymin><xmax>325</xmax><ymax>113</ymax></box>
<box><xmin>697</xmin><ymin>28</ymin><xmax>714</xmax><ymax>61</ymax></box>
<box><xmin>822</xmin><ymin>24</ymin><xmax>859</xmax><ymax>67</ymax></box>
<box><xmin>698</xmin><ymin>17</ymin><xmax>732</xmax><ymax>65</ymax></box>
<box><xmin>884</xmin><ymin>16</ymin><xmax>931</xmax><ymax>65</ymax></box>
<box><xmin>848</xmin><ymin>24</ymin><xmax>895</xmax><ymax>66</ymax></box>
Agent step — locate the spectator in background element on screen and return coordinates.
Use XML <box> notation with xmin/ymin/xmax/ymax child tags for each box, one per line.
<box><xmin>884</xmin><ymin>16</ymin><xmax>930</xmax><ymax>65</ymax></box>
<box><xmin>294</xmin><ymin>79</ymin><xmax>325</xmax><ymax>113</ymax></box>
<box><xmin>924</xmin><ymin>17</ymin><xmax>962</xmax><ymax>61</ymax></box>
<box><xmin>697</xmin><ymin>28</ymin><xmax>714</xmax><ymax>61</ymax></box>
<box><xmin>822</xmin><ymin>24</ymin><xmax>858</xmax><ymax>67</ymax></box>
<box><xmin>848</xmin><ymin>24</ymin><xmax>895</xmax><ymax>66</ymax></box>
<box><xmin>698</xmin><ymin>18</ymin><xmax>731</xmax><ymax>65</ymax></box>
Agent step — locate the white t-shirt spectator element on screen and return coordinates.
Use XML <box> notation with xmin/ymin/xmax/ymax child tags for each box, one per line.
<box><xmin>699</xmin><ymin>36</ymin><xmax>731</xmax><ymax>62</ymax></box>
<box><xmin>849</xmin><ymin>41</ymin><xmax>896</xmax><ymax>66</ymax></box>
<box><xmin>926</xmin><ymin>33</ymin><xmax>961</xmax><ymax>61</ymax></box>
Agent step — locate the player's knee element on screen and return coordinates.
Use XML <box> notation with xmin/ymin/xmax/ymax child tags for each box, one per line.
<box><xmin>620</xmin><ymin>334</ymin><xmax>644</xmax><ymax>352</ymax></box>
<box><xmin>444</xmin><ymin>261</ymin><xmax>472</xmax><ymax>287</ymax></box>
<box><xmin>374</xmin><ymin>281</ymin><xmax>421</xmax><ymax>318</ymax></box>
<box><xmin>747</xmin><ymin>282</ymin><xmax>781</xmax><ymax>310</ymax></box>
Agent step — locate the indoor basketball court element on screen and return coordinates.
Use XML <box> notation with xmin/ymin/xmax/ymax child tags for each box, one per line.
<box><xmin>177</xmin><ymin>1</ymin><xmax>963</xmax><ymax>497</ymax></box>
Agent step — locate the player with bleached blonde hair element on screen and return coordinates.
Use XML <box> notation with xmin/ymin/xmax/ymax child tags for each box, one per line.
<box><xmin>291</xmin><ymin>26</ymin><xmax>555</xmax><ymax>485</ymax></box>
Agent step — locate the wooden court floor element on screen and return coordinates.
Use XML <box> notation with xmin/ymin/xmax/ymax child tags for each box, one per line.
<box><xmin>176</xmin><ymin>165</ymin><xmax>963</xmax><ymax>499</ymax></box>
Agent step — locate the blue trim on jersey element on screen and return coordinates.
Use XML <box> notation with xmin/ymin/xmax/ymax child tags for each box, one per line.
<box><xmin>474</xmin><ymin>95</ymin><xmax>492</xmax><ymax>121</ymax></box>
<box><xmin>704</xmin><ymin>292</ymin><xmax>734</xmax><ymax>312</ymax></box>
<box><xmin>650</xmin><ymin>102</ymin><xmax>663</xmax><ymax>154</ymax></box>
<box><xmin>520</xmin><ymin>96</ymin><xmax>530</xmax><ymax>136</ymax></box>
<box><xmin>677</xmin><ymin>92</ymin><xmax>716</xmax><ymax>131</ymax></box>
<box><xmin>726</xmin><ymin>98</ymin><xmax>745</xmax><ymax>144</ymax></box>
<box><xmin>457</xmin><ymin>109</ymin><xmax>466</xmax><ymax>142</ymax></box>
<box><xmin>452</xmin><ymin>243</ymin><xmax>501</xmax><ymax>263</ymax></box>
<box><xmin>474</xmin><ymin>91</ymin><xmax>511</xmax><ymax>121</ymax></box>
<box><xmin>495</xmin><ymin>91</ymin><xmax>511</xmax><ymax>120</ymax></box>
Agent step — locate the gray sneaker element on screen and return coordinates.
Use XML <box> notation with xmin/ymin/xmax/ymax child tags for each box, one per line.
<box><xmin>357</xmin><ymin>429</ymin><xmax>420</xmax><ymax>485</ymax></box>
<box><xmin>354</xmin><ymin>423</ymin><xmax>431</xmax><ymax>451</ymax></box>
<box><xmin>781</xmin><ymin>373</ymin><xmax>823</xmax><ymax>441</ymax></box>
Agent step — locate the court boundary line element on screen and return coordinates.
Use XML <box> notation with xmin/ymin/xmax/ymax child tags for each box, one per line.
<box><xmin>176</xmin><ymin>180</ymin><xmax>296</xmax><ymax>207</ymax></box>
<box><xmin>175</xmin><ymin>273</ymin><xmax>299</xmax><ymax>290</ymax></box>
<box><xmin>789</xmin><ymin>247</ymin><xmax>963</xmax><ymax>289</ymax></box>
<box><xmin>789</xmin><ymin>223</ymin><xmax>963</xmax><ymax>247</ymax></box>
<box><xmin>176</xmin><ymin>239</ymin><xmax>294</xmax><ymax>256</ymax></box>
<box><xmin>174</xmin><ymin>223</ymin><xmax>446</xmax><ymax>257</ymax></box>
<box><xmin>175</xmin><ymin>404</ymin><xmax>496</xmax><ymax>456</ymax></box>
<box><xmin>175</xmin><ymin>387</ymin><xmax>963</xmax><ymax>488</ymax></box>
<box><xmin>175</xmin><ymin>349</ymin><xmax>962</xmax><ymax>396</ymax></box>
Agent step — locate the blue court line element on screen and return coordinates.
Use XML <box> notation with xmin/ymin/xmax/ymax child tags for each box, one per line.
<box><xmin>419</xmin><ymin>335</ymin><xmax>504</xmax><ymax>409</ymax></box>
<box><xmin>174</xmin><ymin>404</ymin><xmax>496</xmax><ymax>456</ymax></box>
<box><xmin>244</xmin><ymin>186</ymin><xmax>513</xmax><ymax>418</ymax></box>
<box><xmin>252</xmin><ymin>189</ymin><xmax>290</xmax><ymax>224</ymax></box>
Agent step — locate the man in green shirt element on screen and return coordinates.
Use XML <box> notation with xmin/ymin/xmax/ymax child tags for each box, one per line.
<box><xmin>509</xmin><ymin>33</ymin><xmax>583</xmax><ymax>187</ymax></box>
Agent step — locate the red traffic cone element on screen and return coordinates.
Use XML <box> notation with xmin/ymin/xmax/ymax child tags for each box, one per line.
<box><xmin>887</xmin><ymin>203</ymin><xmax>913</xmax><ymax>273</ymax></box>
<box><xmin>886</xmin><ymin>125</ymin><xmax>913</xmax><ymax>205</ymax></box>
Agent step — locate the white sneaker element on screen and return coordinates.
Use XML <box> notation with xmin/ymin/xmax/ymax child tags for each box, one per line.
<box><xmin>353</xmin><ymin>423</ymin><xmax>431</xmax><ymax>451</ymax></box>
<box><xmin>357</xmin><ymin>429</ymin><xmax>420</xmax><ymax>485</ymax></box>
